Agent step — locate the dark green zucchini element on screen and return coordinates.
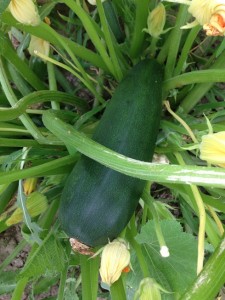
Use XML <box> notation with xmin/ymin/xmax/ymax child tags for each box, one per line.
<box><xmin>59</xmin><ymin>59</ymin><xmax>163</xmax><ymax>247</ymax></box>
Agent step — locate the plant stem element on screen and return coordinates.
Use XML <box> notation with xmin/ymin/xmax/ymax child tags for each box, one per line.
<box><xmin>63</xmin><ymin>0</ymin><xmax>115</xmax><ymax>76</ymax></box>
<box><xmin>190</xmin><ymin>185</ymin><xmax>206</xmax><ymax>274</ymax></box>
<box><xmin>179</xmin><ymin>49</ymin><xmax>225</xmax><ymax>113</ymax></box>
<box><xmin>47</xmin><ymin>58</ymin><xmax>60</xmax><ymax>110</ymax></box>
<box><xmin>2</xmin><ymin>13</ymin><xmax>107</xmax><ymax>71</ymax></box>
<box><xmin>126</xmin><ymin>228</ymin><xmax>150</xmax><ymax>278</ymax></box>
<box><xmin>163</xmin><ymin>69</ymin><xmax>225</xmax><ymax>92</ymax></box>
<box><xmin>175</xmin><ymin>153</ymin><xmax>205</xmax><ymax>275</ymax></box>
<box><xmin>57</xmin><ymin>264</ymin><xmax>69</xmax><ymax>300</ymax></box>
<box><xmin>42</xmin><ymin>110</ymin><xmax>225</xmax><ymax>189</ymax></box>
<box><xmin>142</xmin><ymin>189</ymin><xmax>169</xmax><ymax>254</ymax></box>
<box><xmin>89</xmin><ymin>256</ymin><xmax>100</xmax><ymax>300</ymax></box>
<box><xmin>174</xmin><ymin>25</ymin><xmax>201</xmax><ymax>76</ymax></box>
<box><xmin>129</xmin><ymin>0</ymin><xmax>149</xmax><ymax>58</ymax></box>
<box><xmin>110</xmin><ymin>277</ymin><xmax>126</xmax><ymax>300</ymax></box>
<box><xmin>180</xmin><ymin>234</ymin><xmax>225</xmax><ymax>300</ymax></box>
<box><xmin>80</xmin><ymin>255</ymin><xmax>93</xmax><ymax>300</ymax></box>
<box><xmin>96</xmin><ymin>0</ymin><xmax>123</xmax><ymax>81</ymax></box>
<box><xmin>0</xmin><ymin>154</ymin><xmax>78</xmax><ymax>184</ymax></box>
<box><xmin>164</xmin><ymin>100</ymin><xmax>198</xmax><ymax>143</ymax></box>
<box><xmin>206</xmin><ymin>205</ymin><xmax>224</xmax><ymax>236</ymax></box>
<box><xmin>11</xmin><ymin>278</ymin><xmax>28</xmax><ymax>300</ymax></box>
<box><xmin>0</xmin><ymin>57</ymin><xmax>46</xmax><ymax>143</ymax></box>
<box><xmin>164</xmin><ymin>5</ymin><xmax>188</xmax><ymax>80</ymax></box>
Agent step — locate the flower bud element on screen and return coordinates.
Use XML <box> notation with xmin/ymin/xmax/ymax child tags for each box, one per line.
<box><xmin>23</xmin><ymin>178</ymin><xmax>38</xmax><ymax>195</ymax></box>
<box><xmin>146</xmin><ymin>3</ymin><xmax>166</xmax><ymax>38</ymax></box>
<box><xmin>99</xmin><ymin>238</ymin><xmax>130</xmax><ymax>286</ymax></box>
<box><xmin>199</xmin><ymin>131</ymin><xmax>225</xmax><ymax>167</ymax></box>
<box><xmin>8</xmin><ymin>0</ymin><xmax>40</xmax><ymax>26</ymax></box>
<box><xmin>28</xmin><ymin>36</ymin><xmax>50</xmax><ymax>61</ymax></box>
<box><xmin>134</xmin><ymin>278</ymin><xmax>164</xmax><ymax>300</ymax></box>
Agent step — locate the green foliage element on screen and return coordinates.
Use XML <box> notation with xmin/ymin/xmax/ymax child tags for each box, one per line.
<box><xmin>0</xmin><ymin>271</ymin><xmax>19</xmax><ymax>295</ymax></box>
<box><xmin>0</xmin><ymin>0</ymin><xmax>225</xmax><ymax>298</ymax></box>
<box><xmin>63</xmin><ymin>278</ymin><xmax>79</xmax><ymax>300</ymax></box>
<box><xmin>19</xmin><ymin>234</ymin><xmax>66</xmax><ymax>280</ymax></box>
<box><xmin>136</xmin><ymin>220</ymin><xmax>198</xmax><ymax>296</ymax></box>
<box><xmin>0</xmin><ymin>0</ymin><xmax>10</xmax><ymax>15</ymax></box>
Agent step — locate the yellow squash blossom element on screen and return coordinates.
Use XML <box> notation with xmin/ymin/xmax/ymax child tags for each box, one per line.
<box><xmin>6</xmin><ymin>192</ymin><xmax>48</xmax><ymax>226</ymax></box>
<box><xmin>200</xmin><ymin>131</ymin><xmax>225</xmax><ymax>167</ymax></box>
<box><xmin>145</xmin><ymin>3</ymin><xmax>166</xmax><ymax>38</ymax></box>
<box><xmin>164</xmin><ymin>0</ymin><xmax>225</xmax><ymax>36</ymax></box>
<box><xmin>28</xmin><ymin>36</ymin><xmax>50</xmax><ymax>61</ymax></box>
<box><xmin>8</xmin><ymin>0</ymin><xmax>40</xmax><ymax>26</ymax></box>
<box><xmin>99</xmin><ymin>238</ymin><xmax>131</xmax><ymax>286</ymax></box>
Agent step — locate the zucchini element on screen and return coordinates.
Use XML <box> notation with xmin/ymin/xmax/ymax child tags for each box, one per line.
<box><xmin>59</xmin><ymin>59</ymin><xmax>163</xmax><ymax>247</ymax></box>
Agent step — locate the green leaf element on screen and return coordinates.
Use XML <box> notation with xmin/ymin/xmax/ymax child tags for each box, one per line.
<box><xmin>135</xmin><ymin>220</ymin><xmax>197</xmax><ymax>296</ymax></box>
<box><xmin>0</xmin><ymin>270</ymin><xmax>19</xmax><ymax>294</ymax></box>
<box><xmin>63</xmin><ymin>278</ymin><xmax>79</xmax><ymax>300</ymax></box>
<box><xmin>0</xmin><ymin>0</ymin><xmax>10</xmax><ymax>15</ymax></box>
<box><xmin>19</xmin><ymin>234</ymin><xmax>66</xmax><ymax>280</ymax></box>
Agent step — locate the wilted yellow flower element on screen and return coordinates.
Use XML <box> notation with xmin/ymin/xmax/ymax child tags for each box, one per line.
<box><xmin>8</xmin><ymin>0</ymin><xmax>40</xmax><ymax>26</ymax></box>
<box><xmin>200</xmin><ymin>131</ymin><xmax>225</xmax><ymax>167</ymax></box>
<box><xmin>28</xmin><ymin>36</ymin><xmax>50</xmax><ymax>61</ymax></box>
<box><xmin>134</xmin><ymin>278</ymin><xmax>164</xmax><ymax>300</ymax></box>
<box><xmin>165</xmin><ymin>0</ymin><xmax>225</xmax><ymax>36</ymax></box>
<box><xmin>99</xmin><ymin>238</ymin><xmax>130</xmax><ymax>286</ymax></box>
<box><xmin>145</xmin><ymin>3</ymin><xmax>166</xmax><ymax>38</ymax></box>
<box><xmin>6</xmin><ymin>191</ymin><xmax>48</xmax><ymax>226</ymax></box>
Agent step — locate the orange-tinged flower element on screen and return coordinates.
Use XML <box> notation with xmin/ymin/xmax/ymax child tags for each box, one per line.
<box><xmin>99</xmin><ymin>238</ymin><xmax>130</xmax><ymax>286</ymax></box>
<box><xmin>165</xmin><ymin>0</ymin><xmax>225</xmax><ymax>36</ymax></box>
<box><xmin>200</xmin><ymin>131</ymin><xmax>225</xmax><ymax>167</ymax></box>
<box><xmin>8</xmin><ymin>0</ymin><xmax>40</xmax><ymax>26</ymax></box>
